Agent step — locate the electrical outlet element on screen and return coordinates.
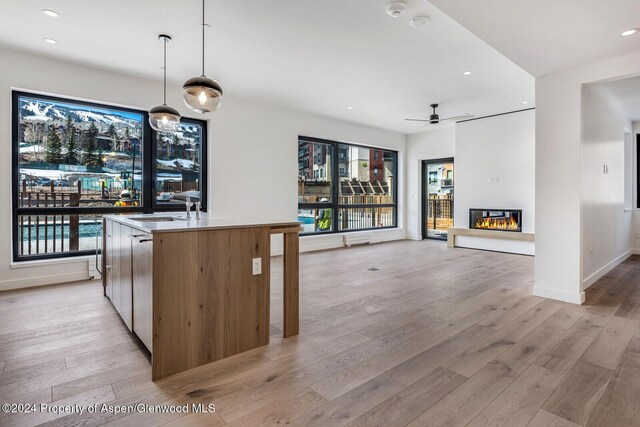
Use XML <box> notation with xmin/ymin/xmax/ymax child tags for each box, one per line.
<box><xmin>252</xmin><ymin>258</ymin><xmax>262</xmax><ymax>275</ymax></box>
<box><xmin>635</xmin><ymin>232</ymin><xmax>640</xmax><ymax>239</ymax></box>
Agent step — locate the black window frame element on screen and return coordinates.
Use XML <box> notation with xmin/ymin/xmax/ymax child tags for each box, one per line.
<box><xmin>12</xmin><ymin>90</ymin><xmax>208</xmax><ymax>262</ymax></box>
<box><xmin>298</xmin><ymin>135</ymin><xmax>398</xmax><ymax>236</ymax></box>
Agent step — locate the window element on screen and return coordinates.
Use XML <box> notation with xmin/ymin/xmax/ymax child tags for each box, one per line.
<box><xmin>12</xmin><ymin>91</ymin><xmax>207</xmax><ymax>261</ymax></box>
<box><xmin>298</xmin><ymin>136</ymin><xmax>397</xmax><ymax>234</ymax></box>
<box><xmin>154</xmin><ymin>119</ymin><xmax>206</xmax><ymax>206</ymax></box>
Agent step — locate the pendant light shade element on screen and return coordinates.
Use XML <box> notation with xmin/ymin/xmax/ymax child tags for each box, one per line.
<box><xmin>149</xmin><ymin>104</ymin><xmax>181</xmax><ymax>133</ymax></box>
<box><xmin>150</xmin><ymin>34</ymin><xmax>181</xmax><ymax>132</ymax></box>
<box><xmin>183</xmin><ymin>0</ymin><xmax>223</xmax><ymax>113</ymax></box>
<box><xmin>183</xmin><ymin>76</ymin><xmax>223</xmax><ymax>113</ymax></box>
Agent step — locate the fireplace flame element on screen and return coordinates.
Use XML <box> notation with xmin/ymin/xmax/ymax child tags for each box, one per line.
<box><xmin>475</xmin><ymin>216</ymin><xmax>519</xmax><ymax>231</ymax></box>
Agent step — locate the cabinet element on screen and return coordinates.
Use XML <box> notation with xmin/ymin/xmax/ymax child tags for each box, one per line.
<box><xmin>132</xmin><ymin>232</ymin><xmax>153</xmax><ymax>351</ymax></box>
<box><xmin>104</xmin><ymin>219</ymin><xmax>114</xmax><ymax>300</ymax></box>
<box><xmin>104</xmin><ymin>220</ymin><xmax>132</xmax><ymax>332</ymax></box>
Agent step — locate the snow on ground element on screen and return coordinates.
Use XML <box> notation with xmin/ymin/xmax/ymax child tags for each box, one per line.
<box><xmin>157</xmin><ymin>159</ymin><xmax>196</xmax><ymax>169</ymax></box>
<box><xmin>19</xmin><ymin>168</ymin><xmax>66</xmax><ymax>179</ymax></box>
<box><xmin>20</xmin><ymin>146</ymin><xmax>44</xmax><ymax>153</ymax></box>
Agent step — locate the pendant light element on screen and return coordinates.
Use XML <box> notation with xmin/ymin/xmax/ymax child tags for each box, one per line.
<box><xmin>182</xmin><ymin>0</ymin><xmax>223</xmax><ymax>113</ymax></box>
<box><xmin>149</xmin><ymin>34</ymin><xmax>181</xmax><ymax>132</ymax></box>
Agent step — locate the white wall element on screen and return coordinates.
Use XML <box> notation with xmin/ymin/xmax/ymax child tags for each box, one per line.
<box><xmin>454</xmin><ymin>110</ymin><xmax>535</xmax><ymax>255</ymax></box>
<box><xmin>405</xmin><ymin>127</ymin><xmax>455</xmax><ymax>240</ymax></box>
<box><xmin>0</xmin><ymin>46</ymin><xmax>406</xmax><ymax>291</ymax></box>
<box><xmin>535</xmin><ymin>50</ymin><xmax>640</xmax><ymax>305</ymax></box>
<box><xmin>581</xmin><ymin>83</ymin><xmax>633</xmax><ymax>288</ymax></box>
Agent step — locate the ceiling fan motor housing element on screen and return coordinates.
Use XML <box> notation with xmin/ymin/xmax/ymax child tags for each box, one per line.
<box><xmin>430</xmin><ymin>103</ymin><xmax>439</xmax><ymax>123</ymax></box>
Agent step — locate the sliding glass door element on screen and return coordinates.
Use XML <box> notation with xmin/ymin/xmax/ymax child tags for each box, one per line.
<box><xmin>422</xmin><ymin>158</ymin><xmax>454</xmax><ymax>240</ymax></box>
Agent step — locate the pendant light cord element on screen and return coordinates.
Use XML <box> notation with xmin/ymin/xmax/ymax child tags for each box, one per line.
<box><xmin>202</xmin><ymin>0</ymin><xmax>205</xmax><ymax>77</ymax></box>
<box><xmin>163</xmin><ymin>36</ymin><xmax>167</xmax><ymax>105</ymax></box>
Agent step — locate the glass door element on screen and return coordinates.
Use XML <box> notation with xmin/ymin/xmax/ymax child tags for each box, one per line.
<box><xmin>422</xmin><ymin>158</ymin><xmax>454</xmax><ymax>240</ymax></box>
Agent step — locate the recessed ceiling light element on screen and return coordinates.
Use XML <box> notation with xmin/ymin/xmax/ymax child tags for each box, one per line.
<box><xmin>463</xmin><ymin>71</ymin><xmax>472</xmax><ymax>75</ymax></box>
<box><xmin>44</xmin><ymin>38</ymin><xmax>57</xmax><ymax>44</ymax></box>
<box><xmin>619</xmin><ymin>28</ymin><xmax>639</xmax><ymax>37</ymax></box>
<box><xmin>42</xmin><ymin>9</ymin><xmax>59</xmax><ymax>17</ymax></box>
<box><xmin>347</xmin><ymin>106</ymin><xmax>354</xmax><ymax>110</ymax></box>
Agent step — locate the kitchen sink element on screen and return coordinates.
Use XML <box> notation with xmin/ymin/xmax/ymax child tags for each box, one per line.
<box><xmin>129</xmin><ymin>216</ymin><xmax>181</xmax><ymax>222</ymax></box>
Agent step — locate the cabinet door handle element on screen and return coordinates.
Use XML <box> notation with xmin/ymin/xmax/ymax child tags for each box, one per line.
<box><xmin>131</xmin><ymin>235</ymin><xmax>153</xmax><ymax>243</ymax></box>
<box><xmin>105</xmin><ymin>265</ymin><xmax>112</xmax><ymax>270</ymax></box>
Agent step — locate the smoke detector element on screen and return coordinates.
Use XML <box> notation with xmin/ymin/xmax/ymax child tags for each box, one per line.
<box><xmin>386</xmin><ymin>1</ymin><xmax>407</xmax><ymax>18</ymax></box>
<box><xmin>410</xmin><ymin>16</ymin><xmax>430</xmax><ymax>28</ymax></box>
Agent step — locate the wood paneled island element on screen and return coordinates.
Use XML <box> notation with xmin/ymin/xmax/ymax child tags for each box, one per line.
<box><xmin>102</xmin><ymin>213</ymin><xmax>301</xmax><ymax>380</ymax></box>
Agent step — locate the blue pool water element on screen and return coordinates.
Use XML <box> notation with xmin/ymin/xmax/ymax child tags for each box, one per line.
<box><xmin>21</xmin><ymin>222</ymin><xmax>102</xmax><ymax>241</ymax></box>
<box><xmin>298</xmin><ymin>216</ymin><xmax>314</xmax><ymax>225</ymax></box>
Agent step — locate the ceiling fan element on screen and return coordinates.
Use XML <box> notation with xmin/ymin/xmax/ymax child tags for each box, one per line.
<box><xmin>405</xmin><ymin>104</ymin><xmax>474</xmax><ymax>125</ymax></box>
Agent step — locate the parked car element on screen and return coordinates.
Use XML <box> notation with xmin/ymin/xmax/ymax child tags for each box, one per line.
<box><xmin>55</xmin><ymin>179</ymin><xmax>70</xmax><ymax>187</ymax></box>
<box><xmin>36</xmin><ymin>177</ymin><xmax>52</xmax><ymax>186</ymax></box>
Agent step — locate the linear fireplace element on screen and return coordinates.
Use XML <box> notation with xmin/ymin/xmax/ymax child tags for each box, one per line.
<box><xmin>469</xmin><ymin>209</ymin><xmax>522</xmax><ymax>232</ymax></box>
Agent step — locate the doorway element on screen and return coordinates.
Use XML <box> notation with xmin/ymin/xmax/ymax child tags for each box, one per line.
<box><xmin>422</xmin><ymin>158</ymin><xmax>454</xmax><ymax>240</ymax></box>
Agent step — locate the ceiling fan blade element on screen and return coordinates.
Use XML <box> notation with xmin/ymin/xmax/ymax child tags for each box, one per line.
<box><xmin>440</xmin><ymin>114</ymin><xmax>475</xmax><ymax>122</ymax></box>
<box><xmin>404</xmin><ymin>118</ymin><xmax>431</xmax><ymax>122</ymax></box>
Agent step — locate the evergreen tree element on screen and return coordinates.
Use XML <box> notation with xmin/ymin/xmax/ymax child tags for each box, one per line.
<box><xmin>97</xmin><ymin>147</ymin><xmax>105</xmax><ymax>167</ymax></box>
<box><xmin>172</xmin><ymin>134</ymin><xmax>180</xmax><ymax>158</ymax></box>
<box><xmin>84</xmin><ymin>123</ymin><xmax>99</xmax><ymax>166</ymax></box>
<box><xmin>107</xmin><ymin>123</ymin><xmax>118</xmax><ymax>151</ymax></box>
<box><xmin>124</xmin><ymin>127</ymin><xmax>131</xmax><ymax>153</ymax></box>
<box><xmin>45</xmin><ymin>126</ymin><xmax>62</xmax><ymax>164</ymax></box>
<box><xmin>64</xmin><ymin>114</ymin><xmax>79</xmax><ymax>165</ymax></box>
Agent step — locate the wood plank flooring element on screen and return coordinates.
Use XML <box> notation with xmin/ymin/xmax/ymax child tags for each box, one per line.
<box><xmin>1</xmin><ymin>240</ymin><xmax>640</xmax><ymax>426</ymax></box>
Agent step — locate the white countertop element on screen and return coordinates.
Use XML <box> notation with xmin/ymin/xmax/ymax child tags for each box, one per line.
<box><xmin>104</xmin><ymin>212</ymin><xmax>301</xmax><ymax>234</ymax></box>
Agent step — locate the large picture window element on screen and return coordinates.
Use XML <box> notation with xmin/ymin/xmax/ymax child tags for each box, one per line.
<box><xmin>298</xmin><ymin>136</ymin><xmax>397</xmax><ymax>234</ymax></box>
<box><xmin>12</xmin><ymin>91</ymin><xmax>207</xmax><ymax>261</ymax></box>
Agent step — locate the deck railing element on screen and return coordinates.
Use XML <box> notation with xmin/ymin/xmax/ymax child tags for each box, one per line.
<box><xmin>18</xmin><ymin>188</ymin><xmax>80</xmax><ymax>256</ymax></box>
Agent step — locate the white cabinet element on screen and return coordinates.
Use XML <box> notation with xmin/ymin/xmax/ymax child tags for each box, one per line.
<box><xmin>132</xmin><ymin>232</ymin><xmax>153</xmax><ymax>351</ymax></box>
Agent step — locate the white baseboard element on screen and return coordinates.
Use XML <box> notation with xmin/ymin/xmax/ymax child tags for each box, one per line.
<box><xmin>0</xmin><ymin>271</ymin><xmax>90</xmax><ymax>292</ymax></box>
<box><xmin>582</xmin><ymin>249</ymin><xmax>633</xmax><ymax>290</ymax></box>
<box><xmin>270</xmin><ymin>228</ymin><xmax>406</xmax><ymax>256</ymax></box>
<box><xmin>533</xmin><ymin>286</ymin><xmax>585</xmax><ymax>305</ymax></box>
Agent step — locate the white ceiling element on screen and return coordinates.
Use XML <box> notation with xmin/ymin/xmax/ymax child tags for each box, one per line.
<box><xmin>599</xmin><ymin>75</ymin><xmax>640</xmax><ymax>122</ymax></box>
<box><xmin>429</xmin><ymin>0</ymin><xmax>640</xmax><ymax>78</ymax></box>
<box><xmin>0</xmin><ymin>0</ymin><xmax>534</xmax><ymax>134</ymax></box>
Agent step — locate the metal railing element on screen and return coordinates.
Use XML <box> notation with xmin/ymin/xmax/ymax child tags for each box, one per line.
<box><xmin>18</xmin><ymin>190</ymin><xmax>80</xmax><ymax>256</ymax></box>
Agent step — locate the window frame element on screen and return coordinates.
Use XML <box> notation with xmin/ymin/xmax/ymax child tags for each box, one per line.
<box><xmin>11</xmin><ymin>90</ymin><xmax>208</xmax><ymax>262</ymax></box>
<box><xmin>151</xmin><ymin>116</ymin><xmax>208</xmax><ymax>212</ymax></box>
<box><xmin>298</xmin><ymin>135</ymin><xmax>398</xmax><ymax>236</ymax></box>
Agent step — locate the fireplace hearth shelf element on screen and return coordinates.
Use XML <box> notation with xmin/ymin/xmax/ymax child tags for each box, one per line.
<box><xmin>447</xmin><ymin>227</ymin><xmax>535</xmax><ymax>249</ymax></box>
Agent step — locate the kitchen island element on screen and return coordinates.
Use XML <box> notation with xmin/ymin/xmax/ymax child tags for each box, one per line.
<box><xmin>102</xmin><ymin>212</ymin><xmax>301</xmax><ymax>380</ymax></box>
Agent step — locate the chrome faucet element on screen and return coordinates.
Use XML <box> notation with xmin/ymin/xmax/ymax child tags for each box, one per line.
<box><xmin>195</xmin><ymin>202</ymin><xmax>201</xmax><ymax>220</ymax></box>
<box><xmin>185</xmin><ymin>195</ymin><xmax>193</xmax><ymax>219</ymax></box>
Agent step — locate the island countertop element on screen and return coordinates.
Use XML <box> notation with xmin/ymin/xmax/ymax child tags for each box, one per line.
<box><xmin>103</xmin><ymin>212</ymin><xmax>301</xmax><ymax>234</ymax></box>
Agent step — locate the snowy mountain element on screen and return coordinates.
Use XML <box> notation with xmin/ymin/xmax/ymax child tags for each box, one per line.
<box><xmin>19</xmin><ymin>98</ymin><xmax>142</xmax><ymax>132</ymax></box>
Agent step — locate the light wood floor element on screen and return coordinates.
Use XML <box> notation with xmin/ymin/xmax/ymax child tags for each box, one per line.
<box><xmin>1</xmin><ymin>240</ymin><xmax>639</xmax><ymax>426</ymax></box>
